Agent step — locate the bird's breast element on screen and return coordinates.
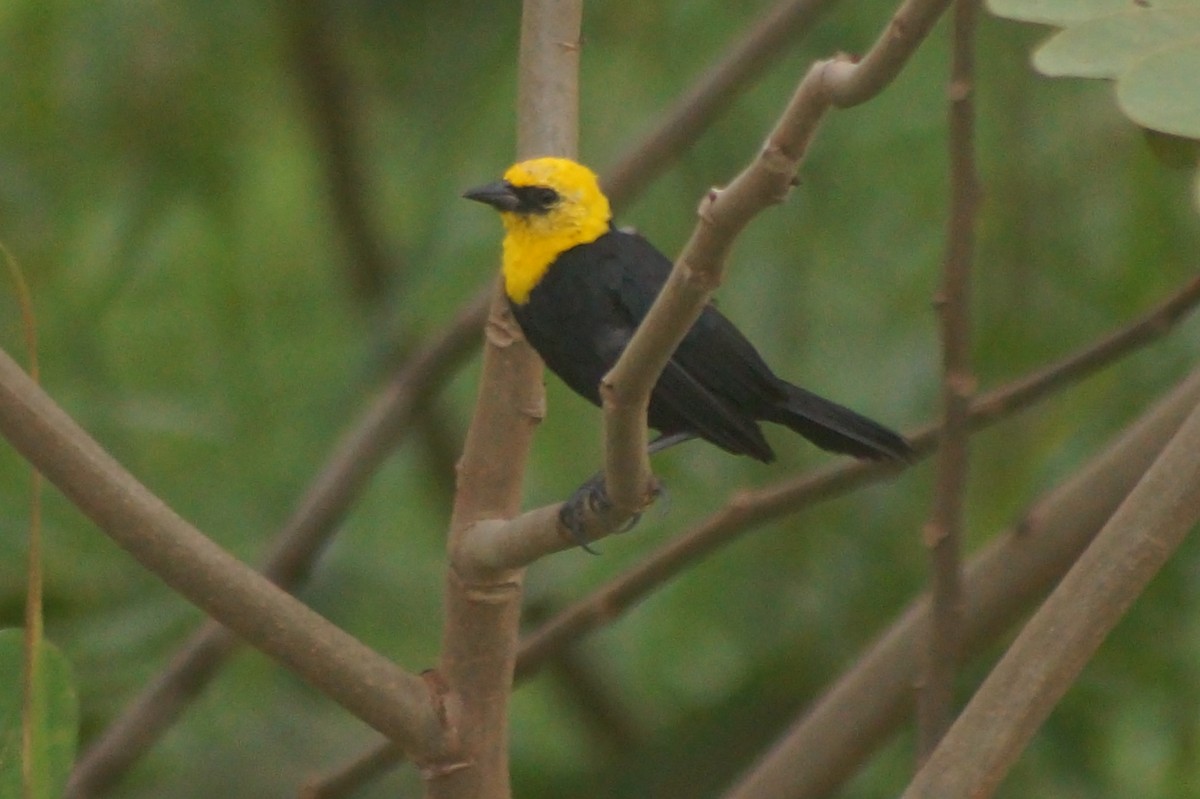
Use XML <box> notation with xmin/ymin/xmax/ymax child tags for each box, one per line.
<box><xmin>500</xmin><ymin>216</ymin><xmax>609</xmax><ymax>305</ymax></box>
<box><xmin>502</xmin><ymin>231</ymin><xmax>565</xmax><ymax>305</ymax></box>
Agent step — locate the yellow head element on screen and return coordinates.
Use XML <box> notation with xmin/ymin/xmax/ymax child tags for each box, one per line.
<box><xmin>463</xmin><ymin>157</ymin><xmax>612</xmax><ymax>304</ymax></box>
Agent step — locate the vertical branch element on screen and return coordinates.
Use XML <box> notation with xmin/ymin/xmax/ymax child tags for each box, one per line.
<box><xmin>514</xmin><ymin>3</ymin><xmax>581</xmax><ymax>161</ymax></box>
<box><xmin>9</xmin><ymin>250</ymin><xmax>45</xmax><ymax>799</ymax></box>
<box><xmin>917</xmin><ymin>0</ymin><xmax>978</xmax><ymax>759</ymax></box>
<box><xmin>281</xmin><ymin>0</ymin><xmax>394</xmax><ymax>304</ymax></box>
<box><xmin>429</xmin><ymin>2</ymin><xmax>581</xmax><ymax>798</ymax></box>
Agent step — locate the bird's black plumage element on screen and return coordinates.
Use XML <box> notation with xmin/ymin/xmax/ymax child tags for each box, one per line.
<box><xmin>509</xmin><ymin>228</ymin><xmax>911</xmax><ymax>463</ymax></box>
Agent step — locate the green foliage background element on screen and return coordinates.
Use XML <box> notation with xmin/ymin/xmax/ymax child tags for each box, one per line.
<box><xmin>1</xmin><ymin>1</ymin><xmax>1198</xmax><ymax>797</ymax></box>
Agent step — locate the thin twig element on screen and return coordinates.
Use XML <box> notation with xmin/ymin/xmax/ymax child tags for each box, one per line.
<box><xmin>903</xmin><ymin>383</ymin><xmax>1200</xmax><ymax>799</ymax></box>
<box><xmin>602</xmin><ymin>0</ymin><xmax>837</xmax><ymax>209</ymax></box>
<box><xmin>303</xmin><ymin>746</ymin><xmax>405</xmax><ymax>799</ymax></box>
<box><xmin>917</xmin><ymin>0</ymin><xmax>979</xmax><ymax>759</ymax></box>
<box><xmin>823</xmin><ymin>0</ymin><xmax>957</xmax><ymax>107</ymax></box>
<box><xmin>298</xmin><ymin>742</ymin><xmax>403</xmax><ymax>799</ymax></box>
<box><xmin>7</xmin><ymin>247</ymin><xmax>45</xmax><ymax>799</ymax></box>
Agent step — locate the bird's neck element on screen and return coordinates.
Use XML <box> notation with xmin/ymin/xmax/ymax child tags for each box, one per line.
<box><xmin>501</xmin><ymin>211</ymin><xmax>610</xmax><ymax>305</ymax></box>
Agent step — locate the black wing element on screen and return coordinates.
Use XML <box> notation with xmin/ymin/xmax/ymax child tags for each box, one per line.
<box><xmin>512</xmin><ymin>229</ymin><xmax>779</xmax><ymax>461</ymax></box>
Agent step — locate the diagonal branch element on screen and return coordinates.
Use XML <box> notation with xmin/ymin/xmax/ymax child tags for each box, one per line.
<box><xmin>464</xmin><ymin>0</ymin><xmax>965</xmax><ymax>561</ymax></box>
<box><xmin>728</xmin><ymin>367</ymin><xmax>1200</xmax><ymax>799</ymax></box>
<box><xmin>514</xmin><ymin>271</ymin><xmax>1200</xmax><ymax>675</ymax></box>
<box><xmin>64</xmin><ymin>291</ymin><xmax>486</xmax><ymax>798</ymax></box>
<box><xmin>602</xmin><ymin>0</ymin><xmax>837</xmax><ymax>209</ymax></box>
<box><xmin>0</xmin><ymin>346</ymin><xmax>448</xmax><ymax>761</ymax></box>
<box><xmin>68</xmin><ymin>0</ymin><xmax>837</xmax><ymax>786</ymax></box>
<box><xmin>823</xmin><ymin>0</ymin><xmax>956</xmax><ymax>106</ymax></box>
<box><xmin>301</xmin><ymin>270</ymin><xmax>1200</xmax><ymax>798</ymax></box>
<box><xmin>903</xmin><ymin>378</ymin><xmax>1200</xmax><ymax>798</ymax></box>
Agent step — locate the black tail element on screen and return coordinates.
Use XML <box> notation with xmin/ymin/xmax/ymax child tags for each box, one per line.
<box><xmin>770</xmin><ymin>382</ymin><xmax>913</xmax><ymax>462</ymax></box>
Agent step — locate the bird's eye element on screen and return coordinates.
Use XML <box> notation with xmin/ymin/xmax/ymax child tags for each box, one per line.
<box><xmin>511</xmin><ymin>184</ymin><xmax>561</xmax><ymax>214</ymax></box>
<box><xmin>532</xmin><ymin>187</ymin><xmax>559</xmax><ymax>208</ymax></box>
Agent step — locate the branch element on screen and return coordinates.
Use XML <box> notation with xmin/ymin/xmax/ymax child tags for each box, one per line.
<box><xmin>477</xmin><ymin>0</ymin><xmax>963</xmax><ymax>559</ymax></box>
<box><xmin>514</xmin><ymin>271</ymin><xmax>1200</xmax><ymax>676</ymax></box>
<box><xmin>281</xmin><ymin>0</ymin><xmax>394</xmax><ymax>303</ymax></box>
<box><xmin>71</xmin><ymin>0</ymin><xmax>830</xmax><ymax>783</ymax></box>
<box><xmin>602</xmin><ymin>0</ymin><xmax>836</xmax><ymax>208</ymax></box>
<box><xmin>726</xmin><ymin>367</ymin><xmax>1200</xmax><ymax>799</ymax></box>
<box><xmin>823</xmin><ymin>0</ymin><xmax>956</xmax><ymax>107</ymax></box>
<box><xmin>596</xmin><ymin>68</ymin><xmax>841</xmax><ymax>522</ymax></box>
<box><xmin>64</xmin><ymin>291</ymin><xmax>487</xmax><ymax>798</ymax></box>
<box><xmin>425</xmin><ymin>2</ymin><xmax>582</xmax><ymax>797</ymax></box>
<box><xmin>917</xmin><ymin>0</ymin><xmax>979</xmax><ymax>757</ymax></box>
<box><xmin>0</xmin><ymin>347</ymin><xmax>447</xmax><ymax>761</ymax></box>
<box><xmin>302</xmin><ymin>271</ymin><xmax>1200</xmax><ymax>797</ymax></box>
<box><xmin>903</xmin><ymin>382</ymin><xmax>1200</xmax><ymax>798</ymax></box>
<box><xmin>298</xmin><ymin>742</ymin><xmax>402</xmax><ymax>799</ymax></box>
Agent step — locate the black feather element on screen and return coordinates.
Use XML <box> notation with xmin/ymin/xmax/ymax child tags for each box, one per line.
<box><xmin>509</xmin><ymin>229</ymin><xmax>911</xmax><ymax>462</ymax></box>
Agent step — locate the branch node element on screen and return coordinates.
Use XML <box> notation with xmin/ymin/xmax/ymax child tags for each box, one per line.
<box><xmin>697</xmin><ymin>187</ymin><xmax>722</xmax><ymax>221</ymax></box>
<box><xmin>419</xmin><ymin>669</ymin><xmax>458</xmax><ymax>746</ymax></box>
<box><xmin>759</xmin><ymin>141</ymin><xmax>795</xmax><ymax>175</ymax></box>
<box><xmin>947</xmin><ymin>372</ymin><xmax>978</xmax><ymax>399</ymax></box>
<box><xmin>947</xmin><ymin>77</ymin><xmax>971</xmax><ymax>102</ymax></box>
<box><xmin>521</xmin><ymin>394</ymin><xmax>548</xmax><ymax>424</ymax></box>
<box><xmin>484</xmin><ymin>307</ymin><xmax>522</xmax><ymax>348</ymax></box>
<box><xmin>417</xmin><ymin>758</ymin><xmax>473</xmax><ymax>780</ymax></box>
<box><xmin>459</xmin><ymin>575</ymin><xmax>523</xmax><ymax>605</ymax></box>
<box><xmin>922</xmin><ymin>521</ymin><xmax>947</xmax><ymax>548</ymax></box>
<box><xmin>759</xmin><ymin>144</ymin><xmax>799</xmax><ymax>203</ymax></box>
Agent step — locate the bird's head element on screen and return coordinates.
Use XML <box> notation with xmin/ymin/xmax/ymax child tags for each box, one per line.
<box><xmin>464</xmin><ymin>158</ymin><xmax>613</xmax><ymax>304</ymax></box>
<box><xmin>463</xmin><ymin>157</ymin><xmax>612</xmax><ymax>241</ymax></box>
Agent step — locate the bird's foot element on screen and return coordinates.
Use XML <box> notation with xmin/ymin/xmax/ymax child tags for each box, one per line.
<box><xmin>559</xmin><ymin>474</ymin><xmax>610</xmax><ymax>555</ymax></box>
<box><xmin>559</xmin><ymin>474</ymin><xmax>651</xmax><ymax>554</ymax></box>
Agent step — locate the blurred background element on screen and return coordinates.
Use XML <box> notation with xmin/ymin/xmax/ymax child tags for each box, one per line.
<box><xmin>1</xmin><ymin>0</ymin><xmax>1199</xmax><ymax>797</ymax></box>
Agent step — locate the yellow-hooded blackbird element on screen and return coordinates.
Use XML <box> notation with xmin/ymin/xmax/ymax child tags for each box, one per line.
<box><xmin>464</xmin><ymin>157</ymin><xmax>911</xmax><ymax>468</ymax></box>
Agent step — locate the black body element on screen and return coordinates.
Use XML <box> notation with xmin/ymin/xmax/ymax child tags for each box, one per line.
<box><xmin>510</xmin><ymin>229</ymin><xmax>911</xmax><ymax>463</ymax></box>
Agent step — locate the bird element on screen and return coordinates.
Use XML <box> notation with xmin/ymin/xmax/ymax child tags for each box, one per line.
<box><xmin>464</xmin><ymin>157</ymin><xmax>910</xmax><ymax>542</ymax></box>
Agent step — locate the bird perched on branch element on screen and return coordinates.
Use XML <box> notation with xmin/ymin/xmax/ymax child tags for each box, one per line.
<box><xmin>464</xmin><ymin>157</ymin><xmax>910</xmax><ymax>543</ymax></box>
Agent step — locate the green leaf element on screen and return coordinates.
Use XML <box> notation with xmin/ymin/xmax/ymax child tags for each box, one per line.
<box><xmin>987</xmin><ymin>0</ymin><xmax>1149</xmax><ymax>28</ymax></box>
<box><xmin>990</xmin><ymin>0</ymin><xmax>1200</xmax><ymax>210</ymax></box>
<box><xmin>1116</xmin><ymin>40</ymin><xmax>1200</xmax><ymax>137</ymax></box>
<box><xmin>1034</xmin><ymin>9</ymin><xmax>1200</xmax><ymax>78</ymax></box>
<box><xmin>0</xmin><ymin>630</ymin><xmax>79</xmax><ymax>799</ymax></box>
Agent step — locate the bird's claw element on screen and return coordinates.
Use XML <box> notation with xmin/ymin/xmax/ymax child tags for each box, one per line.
<box><xmin>559</xmin><ymin>475</ymin><xmax>608</xmax><ymax>555</ymax></box>
<box><xmin>559</xmin><ymin>474</ymin><xmax>647</xmax><ymax>554</ymax></box>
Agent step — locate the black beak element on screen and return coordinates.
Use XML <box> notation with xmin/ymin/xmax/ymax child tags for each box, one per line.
<box><xmin>462</xmin><ymin>180</ymin><xmax>520</xmax><ymax>212</ymax></box>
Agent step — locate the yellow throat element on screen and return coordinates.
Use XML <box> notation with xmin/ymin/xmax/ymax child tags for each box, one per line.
<box><xmin>499</xmin><ymin>158</ymin><xmax>612</xmax><ymax>304</ymax></box>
